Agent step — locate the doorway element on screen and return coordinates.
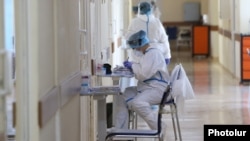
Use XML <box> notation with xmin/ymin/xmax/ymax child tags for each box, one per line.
<box><xmin>4</xmin><ymin>0</ymin><xmax>16</xmax><ymax>140</ymax></box>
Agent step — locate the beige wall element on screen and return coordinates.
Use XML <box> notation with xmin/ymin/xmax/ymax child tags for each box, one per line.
<box><xmin>40</xmin><ymin>0</ymin><xmax>81</xmax><ymax>140</ymax></box>
<box><xmin>157</xmin><ymin>0</ymin><xmax>208</xmax><ymax>22</ymax></box>
<box><xmin>130</xmin><ymin>0</ymin><xmax>208</xmax><ymax>22</ymax></box>
<box><xmin>15</xmin><ymin>0</ymin><xmax>81</xmax><ymax>141</ymax></box>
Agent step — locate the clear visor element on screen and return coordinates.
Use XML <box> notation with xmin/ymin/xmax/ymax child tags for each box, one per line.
<box><xmin>127</xmin><ymin>39</ymin><xmax>142</xmax><ymax>47</ymax></box>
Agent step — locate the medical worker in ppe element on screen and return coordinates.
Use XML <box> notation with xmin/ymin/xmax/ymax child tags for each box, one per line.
<box><xmin>126</xmin><ymin>1</ymin><xmax>171</xmax><ymax>65</ymax></box>
<box><xmin>115</xmin><ymin>30</ymin><xmax>169</xmax><ymax>130</ymax></box>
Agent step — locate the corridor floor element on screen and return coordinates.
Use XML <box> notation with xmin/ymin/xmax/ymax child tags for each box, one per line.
<box><xmin>134</xmin><ymin>45</ymin><xmax>250</xmax><ymax>141</ymax></box>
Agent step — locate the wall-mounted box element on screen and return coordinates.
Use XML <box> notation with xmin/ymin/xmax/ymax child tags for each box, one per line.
<box><xmin>183</xmin><ymin>2</ymin><xmax>200</xmax><ymax>22</ymax></box>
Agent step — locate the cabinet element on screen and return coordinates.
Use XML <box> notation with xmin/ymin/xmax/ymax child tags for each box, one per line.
<box><xmin>192</xmin><ymin>25</ymin><xmax>210</xmax><ymax>57</ymax></box>
<box><xmin>240</xmin><ymin>35</ymin><xmax>250</xmax><ymax>83</ymax></box>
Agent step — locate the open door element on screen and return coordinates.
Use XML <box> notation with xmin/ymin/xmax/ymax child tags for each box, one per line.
<box><xmin>0</xmin><ymin>49</ymin><xmax>12</xmax><ymax>141</ymax></box>
<box><xmin>0</xmin><ymin>0</ymin><xmax>14</xmax><ymax>140</ymax></box>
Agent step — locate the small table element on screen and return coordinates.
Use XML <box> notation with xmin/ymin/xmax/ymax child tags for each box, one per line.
<box><xmin>80</xmin><ymin>72</ymin><xmax>134</xmax><ymax>141</ymax></box>
<box><xmin>80</xmin><ymin>86</ymin><xmax>121</xmax><ymax>141</ymax></box>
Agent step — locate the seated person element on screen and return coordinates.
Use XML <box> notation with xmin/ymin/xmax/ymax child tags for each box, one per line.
<box><xmin>114</xmin><ymin>30</ymin><xmax>169</xmax><ymax>129</ymax></box>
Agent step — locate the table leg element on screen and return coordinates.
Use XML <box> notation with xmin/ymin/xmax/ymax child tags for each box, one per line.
<box><xmin>97</xmin><ymin>98</ymin><xmax>107</xmax><ymax>141</ymax></box>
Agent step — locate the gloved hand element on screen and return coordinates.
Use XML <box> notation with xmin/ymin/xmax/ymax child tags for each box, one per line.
<box><xmin>123</xmin><ymin>61</ymin><xmax>133</xmax><ymax>70</ymax></box>
<box><xmin>165</xmin><ymin>58</ymin><xmax>171</xmax><ymax>65</ymax></box>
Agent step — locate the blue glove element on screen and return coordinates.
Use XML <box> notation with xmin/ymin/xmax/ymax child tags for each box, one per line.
<box><xmin>165</xmin><ymin>58</ymin><xmax>171</xmax><ymax>65</ymax></box>
<box><xmin>123</xmin><ymin>61</ymin><xmax>133</xmax><ymax>70</ymax></box>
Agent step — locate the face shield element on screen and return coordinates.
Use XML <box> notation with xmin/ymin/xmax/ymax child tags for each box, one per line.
<box><xmin>127</xmin><ymin>39</ymin><xmax>142</xmax><ymax>48</ymax></box>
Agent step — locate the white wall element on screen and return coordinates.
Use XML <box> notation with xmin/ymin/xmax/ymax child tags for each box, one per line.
<box><xmin>217</xmin><ymin>0</ymin><xmax>250</xmax><ymax>79</ymax></box>
<box><xmin>209</xmin><ymin>0</ymin><xmax>219</xmax><ymax>59</ymax></box>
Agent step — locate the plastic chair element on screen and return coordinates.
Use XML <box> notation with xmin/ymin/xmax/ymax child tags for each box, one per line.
<box><xmin>166</xmin><ymin>26</ymin><xmax>178</xmax><ymax>40</ymax></box>
<box><xmin>105</xmin><ymin>85</ymin><xmax>172</xmax><ymax>141</ymax></box>
<box><xmin>176</xmin><ymin>27</ymin><xmax>192</xmax><ymax>48</ymax></box>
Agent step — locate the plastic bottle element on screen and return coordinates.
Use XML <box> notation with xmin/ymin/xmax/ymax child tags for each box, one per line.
<box><xmin>81</xmin><ymin>75</ymin><xmax>90</xmax><ymax>93</ymax></box>
<box><xmin>101</xmin><ymin>67</ymin><xmax>106</xmax><ymax>75</ymax></box>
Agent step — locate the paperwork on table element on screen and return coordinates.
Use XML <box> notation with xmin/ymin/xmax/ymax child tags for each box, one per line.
<box><xmin>97</xmin><ymin>65</ymin><xmax>134</xmax><ymax>78</ymax></box>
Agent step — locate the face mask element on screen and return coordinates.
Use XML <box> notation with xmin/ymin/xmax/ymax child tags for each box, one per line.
<box><xmin>133</xmin><ymin>50</ymin><xmax>143</xmax><ymax>57</ymax></box>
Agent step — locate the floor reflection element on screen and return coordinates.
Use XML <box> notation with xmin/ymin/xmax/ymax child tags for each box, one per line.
<box><xmin>135</xmin><ymin>46</ymin><xmax>250</xmax><ymax>141</ymax></box>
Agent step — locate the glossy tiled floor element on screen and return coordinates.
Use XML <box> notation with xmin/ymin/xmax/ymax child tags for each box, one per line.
<box><xmin>133</xmin><ymin>44</ymin><xmax>250</xmax><ymax>141</ymax></box>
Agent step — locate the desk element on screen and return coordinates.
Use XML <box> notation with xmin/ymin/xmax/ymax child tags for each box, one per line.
<box><xmin>80</xmin><ymin>73</ymin><xmax>134</xmax><ymax>141</ymax></box>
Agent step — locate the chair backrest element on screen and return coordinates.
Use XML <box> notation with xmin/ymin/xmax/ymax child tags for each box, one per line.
<box><xmin>157</xmin><ymin>85</ymin><xmax>172</xmax><ymax>133</ymax></box>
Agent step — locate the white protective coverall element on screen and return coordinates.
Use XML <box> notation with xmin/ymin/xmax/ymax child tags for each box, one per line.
<box><xmin>125</xmin><ymin>14</ymin><xmax>171</xmax><ymax>62</ymax></box>
<box><xmin>115</xmin><ymin>45</ymin><xmax>169</xmax><ymax>129</ymax></box>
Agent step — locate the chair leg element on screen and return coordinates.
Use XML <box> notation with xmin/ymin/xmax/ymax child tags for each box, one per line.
<box><xmin>128</xmin><ymin>110</ymin><xmax>138</xmax><ymax>141</ymax></box>
<box><xmin>134</xmin><ymin>112</ymin><xmax>138</xmax><ymax>129</ymax></box>
<box><xmin>133</xmin><ymin>112</ymin><xmax>138</xmax><ymax>141</ymax></box>
<box><xmin>129</xmin><ymin>110</ymin><xmax>137</xmax><ymax>129</ymax></box>
<box><xmin>130</xmin><ymin>110</ymin><xmax>138</xmax><ymax>129</ymax></box>
<box><xmin>170</xmin><ymin>105</ymin><xmax>178</xmax><ymax>140</ymax></box>
<box><xmin>128</xmin><ymin>110</ymin><xmax>133</xmax><ymax>129</ymax></box>
<box><xmin>158</xmin><ymin>132</ymin><xmax>164</xmax><ymax>141</ymax></box>
<box><xmin>105</xmin><ymin>137</ymin><xmax>112</xmax><ymax>141</ymax></box>
<box><xmin>174</xmin><ymin>104</ymin><xmax>182</xmax><ymax>141</ymax></box>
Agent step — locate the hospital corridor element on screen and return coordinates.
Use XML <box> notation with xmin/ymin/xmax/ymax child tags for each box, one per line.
<box><xmin>1</xmin><ymin>0</ymin><xmax>250</xmax><ymax>141</ymax></box>
<box><xmin>6</xmin><ymin>41</ymin><xmax>250</xmax><ymax>141</ymax></box>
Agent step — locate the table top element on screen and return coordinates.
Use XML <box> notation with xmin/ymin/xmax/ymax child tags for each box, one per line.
<box><xmin>96</xmin><ymin>73</ymin><xmax>134</xmax><ymax>78</ymax></box>
<box><xmin>80</xmin><ymin>85</ymin><xmax>121</xmax><ymax>96</ymax></box>
<box><xmin>80</xmin><ymin>68</ymin><xmax>134</xmax><ymax>96</ymax></box>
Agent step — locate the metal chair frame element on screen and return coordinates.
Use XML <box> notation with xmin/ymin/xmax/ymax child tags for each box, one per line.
<box><xmin>162</xmin><ymin>97</ymin><xmax>182</xmax><ymax>141</ymax></box>
<box><xmin>127</xmin><ymin>64</ymin><xmax>183</xmax><ymax>141</ymax></box>
<box><xmin>105</xmin><ymin>85</ymin><xmax>172</xmax><ymax>141</ymax></box>
<box><xmin>128</xmin><ymin>96</ymin><xmax>182</xmax><ymax>141</ymax></box>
